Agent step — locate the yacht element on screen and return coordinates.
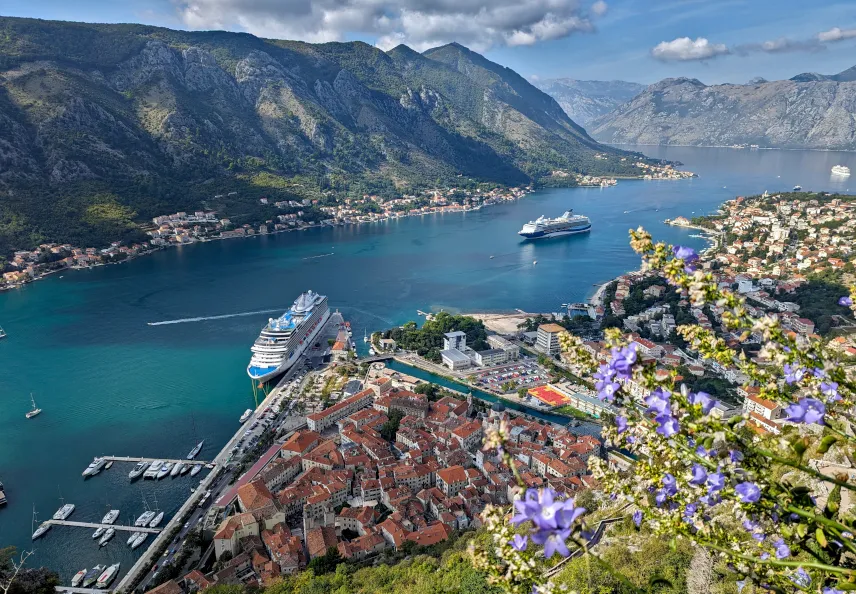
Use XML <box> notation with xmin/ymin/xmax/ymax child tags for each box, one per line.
<box><xmin>31</xmin><ymin>505</ymin><xmax>50</xmax><ymax>540</ymax></box>
<box><xmin>53</xmin><ymin>502</ymin><xmax>75</xmax><ymax>521</ymax></box>
<box><xmin>98</xmin><ymin>528</ymin><xmax>115</xmax><ymax>546</ymax></box>
<box><xmin>95</xmin><ymin>563</ymin><xmax>120</xmax><ymax>589</ymax></box>
<box><xmin>832</xmin><ymin>165</ymin><xmax>851</xmax><ymax>176</ymax></box>
<box><xmin>186</xmin><ymin>441</ymin><xmax>204</xmax><ymax>460</ymax></box>
<box><xmin>135</xmin><ymin>511</ymin><xmax>155</xmax><ymax>527</ymax></box>
<box><xmin>102</xmin><ymin>509</ymin><xmax>120</xmax><ymax>525</ymax></box>
<box><xmin>180</xmin><ymin>464</ymin><xmax>190</xmax><ymax>475</ymax></box>
<box><xmin>156</xmin><ymin>462</ymin><xmax>173</xmax><ymax>479</ymax></box>
<box><xmin>170</xmin><ymin>462</ymin><xmax>184</xmax><ymax>477</ymax></box>
<box><xmin>92</xmin><ymin>527</ymin><xmax>105</xmax><ymax>539</ymax></box>
<box><xmin>143</xmin><ymin>460</ymin><xmax>163</xmax><ymax>479</ymax></box>
<box><xmin>129</xmin><ymin>461</ymin><xmax>149</xmax><ymax>480</ymax></box>
<box><xmin>149</xmin><ymin>511</ymin><xmax>164</xmax><ymax>528</ymax></box>
<box><xmin>82</xmin><ymin>457</ymin><xmax>106</xmax><ymax>477</ymax></box>
<box><xmin>190</xmin><ymin>464</ymin><xmax>202</xmax><ymax>477</ymax></box>
<box><xmin>518</xmin><ymin>210</ymin><xmax>591</xmax><ymax>239</ymax></box>
<box><xmin>0</xmin><ymin>481</ymin><xmax>6</xmax><ymax>506</ymax></box>
<box><xmin>130</xmin><ymin>532</ymin><xmax>148</xmax><ymax>549</ymax></box>
<box><xmin>239</xmin><ymin>409</ymin><xmax>253</xmax><ymax>423</ymax></box>
<box><xmin>71</xmin><ymin>569</ymin><xmax>87</xmax><ymax>587</ymax></box>
<box><xmin>83</xmin><ymin>565</ymin><xmax>106</xmax><ymax>588</ymax></box>
<box><xmin>246</xmin><ymin>291</ymin><xmax>331</xmax><ymax>382</ymax></box>
<box><xmin>25</xmin><ymin>394</ymin><xmax>41</xmax><ymax>419</ymax></box>
<box><xmin>126</xmin><ymin>530</ymin><xmax>141</xmax><ymax>546</ymax></box>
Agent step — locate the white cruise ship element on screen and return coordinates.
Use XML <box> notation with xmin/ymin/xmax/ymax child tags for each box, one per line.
<box><xmin>518</xmin><ymin>210</ymin><xmax>591</xmax><ymax>239</ymax></box>
<box><xmin>246</xmin><ymin>291</ymin><xmax>330</xmax><ymax>382</ymax></box>
<box><xmin>832</xmin><ymin>164</ymin><xmax>851</xmax><ymax>176</ymax></box>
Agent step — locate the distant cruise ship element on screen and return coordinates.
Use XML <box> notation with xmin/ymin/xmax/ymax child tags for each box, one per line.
<box><xmin>518</xmin><ymin>210</ymin><xmax>591</xmax><ymax>239</ymax></box>
<box><xmin>246</xmin><ymin>291</ymin><xmax>330</xmax><ymax>382</ymax></box>
<box><xmin>832</xmin><ymin>165</ymin><xmax>851</xmax><ymax>176</ymax></box>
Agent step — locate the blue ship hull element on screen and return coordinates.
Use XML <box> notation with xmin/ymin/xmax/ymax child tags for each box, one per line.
<box><xmin>518</xmin><ymin>224</ymin><xmax>591</xmax><ymax>239</ymax></box>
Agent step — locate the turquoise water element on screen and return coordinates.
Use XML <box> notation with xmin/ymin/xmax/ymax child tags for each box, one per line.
<box><xmin>2</xmin><ymin>145</ymin><xmax>856</xmax><ymax>576</ymax></box>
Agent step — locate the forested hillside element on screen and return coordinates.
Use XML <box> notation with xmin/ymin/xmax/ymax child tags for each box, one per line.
<box><xmin>0</xmin><ymin>17</ymin><xmax>653</xmax><ymax>255</ymax></box>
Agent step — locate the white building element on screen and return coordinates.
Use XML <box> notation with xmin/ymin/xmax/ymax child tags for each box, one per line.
<box><xmin>536</xmin><ymin>324</ymin><xmax>564</xmax><ymax>356</ymax></box>
<box><xmin>487</xmin><ymin>335</ymin><xmax>520</xmax><ymax>360</ymax></box>
<box><xmin>441</xmin><ymin>349</ymin><xmax>472</xmax><ymax>371</ymax></box>
<box><xmin>443</xmin><ymin>331</ymin><xmax>467</xmax><ymax>351</ymax></box>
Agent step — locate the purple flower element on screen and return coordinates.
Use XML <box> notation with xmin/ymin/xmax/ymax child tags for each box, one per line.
<box><xmin>785</xmin><ymin>397</ymin><xmax>826</xmax><ymax>425</ymax></box>
<box><xmin>510</xmin><ymin>534</ymin><xmax>528</xmax><ymax>551</ymax></box>
<box><xmin>645</xmin><ymin>388</ymin><xmax>671</xmax><ymax>415</ymax></box>
<box><xmin>530</xmin><ymin>528</ymin><xmax>571</xmax><ymax>558</ymax></box>
<box><xmin>593</xmin><ymin>363</ymin><xmax>616</xmax><ymax>383</ymax></box>
<box><xmin>615</xmin><ymin>416</ymin><xmax>628</xmax><ymax>434</ymax></box>
<box><xmin>790</xmin><ymin>567</ymin><xmax>811</xmax><ymax>588</ymax></box>
<box><xmin>529</xmin><ymin>489</ymin><xmax>563</xmax><ymax>531</ymax></box>
<box><xmin>689</xmin><ymin>464</ymin><xmax>707</xmax><ymax>486</ymax></box>
<box><xmin>824</xmin><ymin>587</ymin><xmax>845</xmax><ymax>594</ymax></box>
<box><xmin>655</xmin><ymin>413</ymin><xmax>679</xmax><ymax>437</ymax></box>
<box><xmin>673</xmin><ymin>245</ymin><xmax>699</xmax><ymax>271</ymax></box>
<box><xmin>557</xmin><ymin>498</ymin><xmax>587</xmax><ymax>527</ymax></box>
<box><xmin>774</xmin><ymin>538</ymin><xmax>791</xmax><ymax>559</ymax></box>
<box><xmin>736</xmin><ymin>580</ymin><xmax>746</xmax><ymax>593</ymax></box>
<box><xmin>707</xmin><ymin>472</ymin><xmax>726</xmax><ymax>493</ymax></box>
<box><xmin>688</xmin><ymin>390</ymin><xmax>716</xmax><ymax>414</ymax></box>
<box><xmin>784</xmin><ymin>363</ymin><xmax>806</xmax><ymax>384</ymax></box>
<box><xmin>821</xmin><ymin>381</ymin><xmax>841</xmax><ymax>402</ymax></box>
<box><xmin>813</xmin><ymin>367</ymin><xmax>828</xmax><ymax>379</ymax></box>
<box><xmin>695</xmin><ymin>445</ymin><xmax>708</xmax><ymax>457</ymax></box>
<box><xmin>729</xmin><ymin>450</ymin><xmax>744</xmax><ymax>463</ymax></box>
<box><xmin>609</xmin><ymin>345</ymin><xmax>638</xmax><ymax>379</ymax></box>
<box><xmin>597</xmin><ymin>381</ymin><xmax>620</xmax><ymax>402</ymax></box>
<box><xmin>511</xmin><ymin>489</ymin><xmax>540</xmax><ymax>525</ymax></box>
<box><xmin>735</xmin><ymin>481</ymin><xmax>761</xmax><ymax>503</ymax></box>
<box><xmin>633</xmin><ymin>510</ymin><xmax>642</xmax><ymax>527</ymax></box>
<box><xmin>662</xmin><ymin>473</ymin><xmax>678</xmax><ymax>496</ymax></box>
<box><xmin>655</xmin><ymin>490</ymin><xmax>668</xmax><ymax>506</ymax></box>
<box><xmin>840</xmin><ymin>296</ymin><xmax>854</xmax><ymax>307</ymax></box>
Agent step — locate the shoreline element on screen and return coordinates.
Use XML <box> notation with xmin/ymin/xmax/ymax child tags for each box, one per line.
<box><xmin>607</xmin><ymin>142</ymin><xmax>856</xmax><ymax>154</ymax></box>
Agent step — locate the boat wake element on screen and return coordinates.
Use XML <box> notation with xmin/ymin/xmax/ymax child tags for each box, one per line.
<box><xmin>303</xmin><ymin>253</ymin><xmax>334</xmax><ymax>260</ymax></box>
<box><xmin>148</xmin><ymin>309</ymin><xmax>282</xmax><ymax>326</ymax></box>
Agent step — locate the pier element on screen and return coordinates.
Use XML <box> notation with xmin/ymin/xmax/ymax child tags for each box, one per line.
<box><xmin>101</xmin><ymin>456</ymin><xmax>210</xmax><ymax>466</ymax></box>
<box><xmin>55</xmin><ymin>587</ymin><xmax>110</xmax><ymax>594</ymax></box>
<box><xmin>46</xmin><ymin>520</ymin><xmax>161</xmax><ymax>533</ymax></box>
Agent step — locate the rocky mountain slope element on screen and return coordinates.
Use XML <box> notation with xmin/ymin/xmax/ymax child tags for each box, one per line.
<box><xmin>533</xmin><ymin>78</ymin><xmax>644</xmax><ymax>125</ymax></box>
<box><xmin>589</xmin><ymin>66</ymin><xmax>856</xmax><ymax>149</ymax></box>
<box><xmin>0</xmin><ymin>17</ymin><xmax>650</xmax><ymax>254</ymax></box>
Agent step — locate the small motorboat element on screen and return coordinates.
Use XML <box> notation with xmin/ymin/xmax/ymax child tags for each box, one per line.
<box><xmin>71</xmin><ymin>569</ymin><xmax>87</xmax><ymax>587</ymax></box>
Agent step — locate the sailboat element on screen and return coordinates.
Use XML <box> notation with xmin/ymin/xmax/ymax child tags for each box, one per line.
<box><xmin>31</xmin><ymin>505</ymin><xmax>50</xmax><ymax>540</ymax></box>
<box><xmin>363</xmin><ymin>329</ymin><xmax>368</xmax><ymax>343</ymax></box>
<box><xmin>25</xmin><ymin>393</ymin><xmax>41</xmax><ymax>419</ymax></box>
<box><xmin>53</xmin><ymin>487</ymin><xmax>75</xmax><ymax>520</ymax></box>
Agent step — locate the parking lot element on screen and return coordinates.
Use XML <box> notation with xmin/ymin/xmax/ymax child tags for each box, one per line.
<box><xmin>472</xmin><ymin>359</ymin><xmax>551</xmax><ymax>393</ymax></box>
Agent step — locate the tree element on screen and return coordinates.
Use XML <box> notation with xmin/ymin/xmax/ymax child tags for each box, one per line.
<box><xmin>307</xmin><ymin>546</ymin><xmax>343</xmax><ymax>575</ymax></box>
<box><xmin>0</xmin><ymin>548</ymin><xmax>58</xmax><ymax>594</ymax></box>
<box><xmin>379</xmin><ymin>409</ymin><xmax>405</xmax><ymax>441</ymax></box>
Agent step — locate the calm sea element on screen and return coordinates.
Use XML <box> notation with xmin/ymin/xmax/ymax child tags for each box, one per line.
<box><xmin>1</xmin><ymin>145</ymin><xmax>854</xmax><ymax>577</ymax></box>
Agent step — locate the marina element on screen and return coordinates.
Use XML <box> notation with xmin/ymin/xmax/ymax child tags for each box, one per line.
<box><xmin>44</xmin><ymin>520</ymin><xmax>161</xmax><ymax>534</ymax></box>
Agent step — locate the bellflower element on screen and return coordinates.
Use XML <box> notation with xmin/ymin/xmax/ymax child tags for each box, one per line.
<box><xmin>529</xmin><ymin>489</ymin><xmax>563</xmax><ymax>530</ymax></box>
<box><xmin>688</xmin><ymin>390</ymin><xmax>716</xmax><ymax>414</ymax></box>
<box><xmin>707</xmin><ymin>472</ymin><xmax>726</xmax><ymax>493</ymax></box>
<box><xmin>645</xmin><ymin>388</ymin><xmax>671</xmax><ymax>415</ymax></box>
<box><xmin>597</xmin><ymin>381</ymin><xmax>620</xmax><ymax>402</ymax></box>
<box><xmin>736</xmin><ymin>580</ymin><xmax>746</xmax><ymax>593</ymax></box>
<box><xmin>695</xmin><ymin>445</ymin><xmax>708</xmax><ymax>457</ymax></box>
<box><xmin>655</xmin><ymin>413</ymin><xmax>679</xmax><ymax>437</ymax></box>
<box><xmin>615</xmin><ymin>415</ymin><xmax>628</xmax><ymax>434</ymax></box>
<box><xmin>511</xmin><ymin>489</ymin><xmax>540</xmax><ymax>525</ymax></box>
<box><xmin>530</xmin><ymin>528</ymin><xmax>571</xmax><ymax>558</ymax></box>
<box><xmin>774</xmin><ymin>538</ymin><xmax>791</xmax><ymax>559</ymax></box>
<box><xmin>689</xmin><ymin>463</ymin><xmax>707</xmax><ymax>486</ymax></box>
<box><xmin>609</xmin><ymin>344</ymin><xmax>638</xmax><ymax>379</ymax></box>
<box><xmin>813</xmin><ymin>367</ymin><xmax>828</xmax><ymax>379</ymax></box>
<box><xmin>840</xmin><ymin>296</ymin><xmax>854</xmax><ymax>307</ymax></box>
<box><xmin>783</xmin><ymin>363</ymin><xmax>806</xmax><ymax>384</ymax></box>
<box><xmin>824</xmin><ymin>587</ymin><xmax>845</xmax><ymax>594</ymax></box>
<box><xmin>593</xmin><ymin>363</ymin><xmax>616</xmax><ymax>383</ymax></box>
<box><xmin>790</xmin><ymin>567</ymin><xmax>811</xmax><ymax>588</ymax></box>
<box><xmin>673</xmin><ymin>245</ymin><xmax>699</xmax><ymax>271</ymax></box>
<box><xmin>820</xmin><ymin>381</ymin><xmax>841</xmax><ymax>402</ymax></box>
<box><xmin>729</xmin><ymin>450</ymin><xmax>744</xmax><ymax>463</ymax></box>
<box><xmin>510</xmin><ymin>534</ymin><xmax>528</xmax><ymax>551</ymax></box>
<box><xmin>662</xmin><ymin>473</ymin><xmax>678</xmax><ymax>496</ymax></box>
<box><xmin>735</xmin><ymin>481</ymin><xmax>761</xmax><ymax>503</ymax></box>
<box><xmin>633</xmin><ymin>510</ymin><xmax>642</xmax><ymax>527</ymax></box>
<box><xmin>785</xmin><ymin>397</ymin><xmax>826</xmax><ymax>425</ymax></box>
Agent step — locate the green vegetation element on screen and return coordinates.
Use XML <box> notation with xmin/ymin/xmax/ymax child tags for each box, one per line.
<box><xmin>384</xmin><ymin>312</ymin><xmax>488</xmax><ymax>362</ymax></box>
<box><xmin>0</xmin><ymin>547</ymin><xmax>59</xmax><ymax>594</ymax></box>
<box><xmin>791</xmin><ymin>279</ymin><xmax>853</xmax><ymax>335</ymax></box>
<box><xmin>379</xmin><ymin>408</ymin><xmax>405</xmax><ymax>441</ymax></box>
<box><xmin>0</xmin><ymin>15</ymin><xmax>656</xmax><ymax>258</ymax></box>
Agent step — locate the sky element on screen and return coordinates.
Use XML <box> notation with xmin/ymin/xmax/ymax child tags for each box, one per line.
<box><xmin>4</xmin><ymin>0</ymin><xmax>856</xmax><ymax>85</ymax></box>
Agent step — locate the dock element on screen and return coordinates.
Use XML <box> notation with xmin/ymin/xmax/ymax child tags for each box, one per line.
<box><xmin>101</xmin><ymin>456</ymin><xmax>210</xmax><ymax>466</ymax></box>
<box><xmin>56</xmin><ymin>587</ymin><xmax>110</xmax><ymax>594</ymax></box>
<box><xmin>46</xmin><ymin>520</ymin><xmax>161</xmax><ymax>534</ymax></box>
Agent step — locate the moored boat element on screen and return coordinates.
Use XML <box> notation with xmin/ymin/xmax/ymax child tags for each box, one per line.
<box><xmin>98</xmin><ymin>528</ymin><xmax>115</xmax><ymax>546</ymax></box>
<box><xmin>53</xmin><ymin>503</ymin><xmax>75</xmax><ymax>520</ymax></box>
<box><xmin>156</xmin><ymin>463</ymin><xmax>173</xmax><ymax>479</ymax></box>
<box><xmin>92</xmin><ymin>527</ymin><xmax>105</xmax><ymax>539</ymax></box>
<box><xmin>130</xmin><ymin>532</ymin><xmax>148</xmax><ymax>549</ymax></box>
<box><xmin>83</xmin><ymin>565</ymin><xmax>106</xmax><ymax>588</ymax></box>
<box><xmin>95</xmin><ymin>563</ymin><xmax>119</xmax><ymax>589</ymax></box>
<box><xmin>0</xmin><ymin>481</ymin><xmax>6</xmax><ymax>506</ymax></box>
<box><xmin>135</xmin><ymin>511</ymin><xmax>155</xmax><ymax>527</ymax></box>
<box><xmin>71</xmin><ymin>569</ymin><xmax>87</xmax><ymax>587</ymax></box>
<box><xmin>149</xmin><ymin>511</ymin><xmax>164</xmax><ymax>528</ymax></box>
<box><xmin>239</xmin><ymin>409</ymin><xmax>253</xmax><ymax>423</ymax></box>
<box><xmin>189</xmin><ymin>464</ymin><xmax>202</xmax><ymax>477</ymax></box>
<box><xmin>101</xmin><ymin>509</ymin><xmax>120</xmax><ymax>525</ymax></box>
<box><xmin>170</xmin><ymin>462</ymin><xmax>184</xmax><ymax>477</ymax></box>
<box><xmin>82</xmin><ymin>457</ymin><xmax>106</xmax><ymax>477</ymax></box>
<box><xmin>143</xmin><ymin>460</ymin><xmax>163</xmax><ymax>479</ymax></box>
<box><xmin>129</xmin><ymin>461</ymin><xmax>149</xmax><ymax>479</ymax></box>
<box><xmin>187</xmin><ymin>441</ymin><xmax>204</xmax><ymax>460</ymax></box>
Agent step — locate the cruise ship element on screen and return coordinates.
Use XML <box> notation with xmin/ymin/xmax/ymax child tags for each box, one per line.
<box><xmin>246</xmin><ymin>291</ymin><xmax>330</xmax><ymax>382</ymax></box>
<box><xmin>518</xmin><ymin>210</ymin><xmax>591</xmax><ymax>239</ymax></box>
<box><xmin>832</xmin><ymin>164</ymin><xmax>851</xmax><ymax>176</ymax></box>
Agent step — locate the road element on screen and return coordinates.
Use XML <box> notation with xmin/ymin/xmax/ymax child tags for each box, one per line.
<box><xmin>132</xmin><ymin>363</ymin><xmax>311</xmax><ymax>593</ymax></box>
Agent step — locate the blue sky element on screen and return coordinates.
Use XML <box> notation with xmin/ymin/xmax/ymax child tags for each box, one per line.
<box><xmin>4</xmin><ymin>0</ymin><xmax>856</xmax><ymax>85</ymax></box>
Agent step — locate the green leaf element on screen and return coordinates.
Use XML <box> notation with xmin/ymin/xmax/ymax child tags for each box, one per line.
<box><xmin>818</xmin><ymin>435</ymin><xmax>838</xmax><ymax>454</ymax></box>
<box><xmin>796</xmin><ymin>523</ymin><xmax>808</xmax><ymax>539</ymax></box>
<box><xmin>816</xmin><ymin>528</ymin><xmax>828</xmax><ymax>548</ymax></box>
<box><xmin>834</xmin><ymin>582</ymin><xmax>856</xmax><ymax>591</ymax></box>
<box><xmin>791</xmin><ymin>437</ymin><xmax>809</xmax><ymax>458</ymax></box>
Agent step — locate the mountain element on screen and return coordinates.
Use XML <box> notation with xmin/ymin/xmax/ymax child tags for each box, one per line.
<box><xmin>533</xmin><ymin>78</ymin><xmax>645</xmax><ymax>125</ymax></box>
<box><xmin>0</xmin><ymin>18</ymin><xmax>649</xmax><ymax>256</ymax></box>
<box><xmin>589</xmin><ymin>66</ymin><xmax>856</xmax><ymax>150</ymax></box>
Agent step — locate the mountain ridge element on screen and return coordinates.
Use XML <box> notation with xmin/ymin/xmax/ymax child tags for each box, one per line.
<box><xmin>0</xmin><ymin>16</ymin><xmax>652</xmax><ymax>255</ymax></box>
<box><xmin>589</xmin><ymin>65</ymin><xmax>856</xmax><ymax>149</ymax></box>
<box><xmin>533</xmin><ymin>78</ymin><xmax>645</xmax><ymax>125</ymax></box>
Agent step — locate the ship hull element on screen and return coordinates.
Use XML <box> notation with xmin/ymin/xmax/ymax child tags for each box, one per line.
<box><xmin>518</xmin><ymin>224</ymin><xmax>591</xmax><ymax>239</ymax></box>
<box><xmin>247</xmin><ymin>309</ymin><xmax>330</xmax><ymax>381</ymax></box>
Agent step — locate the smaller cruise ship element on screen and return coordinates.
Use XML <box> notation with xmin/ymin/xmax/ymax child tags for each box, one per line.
<box><xmin>832</xmin><ymin>164</ymin><xmax>851</xmax><ymax>176</ymax></box>
<box><xmin>518</xmin><ymin>210</ymin><xmax>592</xmax><ymax>239</ymax></box>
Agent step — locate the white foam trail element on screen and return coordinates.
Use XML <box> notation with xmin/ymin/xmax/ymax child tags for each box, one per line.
<box><xmin>303</xmin><ymin>253</ymin><xmax>334</xmax><ymax>260</ymax></box>
<box><xmin>148</xmin><ymin>309</ymin><xmax>282</xmax><ymax>326</ymax></box>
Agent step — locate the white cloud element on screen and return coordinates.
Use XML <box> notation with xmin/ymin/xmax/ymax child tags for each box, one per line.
<box><xmin>173</xmin><ymin>0</ymin><xmax>607</xmax><ymax>52</ymax></box>
<box><xmin>650</xmin><ymin>37</ymin><xmax>729</xmax><ymax>62</ymax></box>
<box><xmin>817</xmin><ymin>27</ymin><xmax>856</xmax><ymax>43</ymax></box>
<box><xmin>735</xmin><ymin>37</ymin><xmax>824</xmax><ymax>55</ymax></box>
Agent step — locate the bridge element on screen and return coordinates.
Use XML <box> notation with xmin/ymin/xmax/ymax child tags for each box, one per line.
<box><xmin>101</xmin><ymin>456</ymin><xmax>210</xmax><ymax>466</ymax></box>
<box><xmin>46</xmin><ymin>520</ymin><xmax>161</xmax><ymax>533</ymax></box>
